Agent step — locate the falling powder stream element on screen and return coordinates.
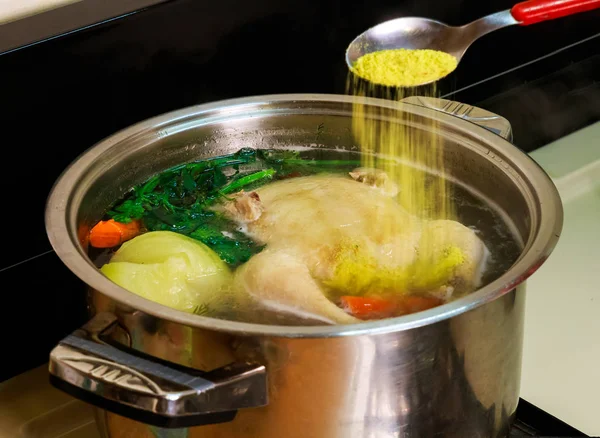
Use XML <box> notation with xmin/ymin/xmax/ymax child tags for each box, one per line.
<box><xmin>347</xmin><ymin>49</ymin><xmax>458</xmax><ymax>268</ymax></box>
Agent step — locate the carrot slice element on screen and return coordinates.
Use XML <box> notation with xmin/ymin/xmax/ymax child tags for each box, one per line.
<box><xmin>396</xmin><ymin>296</ymin><xmax>443</xmax><ymax>315</ymax></box>
<box><xmin>340</xmin><ymin>295</ymin><xmax>444</xmax><ymax>320</ymax></box>
<box><xmin>89</xmin><ymin>219</ymin><xmax>141</xmax><ymax>248</ymax></box>
<box><xmin>340</xmin><ymin>296</ymin><xmax>397</xmax><ymax>320</ymax></box>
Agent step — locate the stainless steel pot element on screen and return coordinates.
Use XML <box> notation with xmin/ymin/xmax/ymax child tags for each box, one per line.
<box><xmin>45</xmin><ymin>94</ymin><xmax>562</xmax><ymax>438</ymax></box>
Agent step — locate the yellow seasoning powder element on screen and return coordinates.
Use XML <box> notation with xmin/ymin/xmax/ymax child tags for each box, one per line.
<box><xmin>346</xmin><ymin>46</ymin><xmax>460</xmax><ymax>295</ymax></box>
<box><xmin>352</xmin><ymin>48</ymin><xmax>458</xmax><ymax>87</ymax></box>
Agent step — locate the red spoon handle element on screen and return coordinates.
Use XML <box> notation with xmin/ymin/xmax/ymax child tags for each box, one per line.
<box><xmin>511</xmin><ymin>0</ymin><xmax>600</xmax><ymax>25</ymax></box>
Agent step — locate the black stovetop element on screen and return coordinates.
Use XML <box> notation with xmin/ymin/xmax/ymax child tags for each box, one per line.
<box><xmin>511</xmin><ymin>399</ymin><xmax>587</xmax><ymax>437</ymax></box>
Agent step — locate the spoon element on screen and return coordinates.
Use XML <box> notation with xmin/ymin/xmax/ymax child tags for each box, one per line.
<box><xmin>346</xmin><ymin>0</ymin><xmax>600</xmax><ymax>84</ymax></box>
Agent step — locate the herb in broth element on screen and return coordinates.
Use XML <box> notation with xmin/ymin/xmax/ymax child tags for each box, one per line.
<box><xmin>258</xmin><ymin>149</ymin><xmax>361</xmax><ymax>177</ymax></box>
<box><xmin>193</xmin><ymin>303</ymin><xmax>210</xmax><ymax>316</ymax></box>
<box><xmin>104</xmin><ymin>147</ymin><xmax>361</xmax><ymax>266</ymax></box>
<box><xmin>109</xmin><ymin>148</ymin><xmax>258</xmax><ymax>223</ymax></box>
<box><xmin>105</xmin><ymin>148</ymin><xmax>265</xmax><ymax>265</ymax></box>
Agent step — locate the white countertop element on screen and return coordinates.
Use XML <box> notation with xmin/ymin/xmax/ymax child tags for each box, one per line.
<box><xmin>523</xmin><ymin>121</ymin><xmax>600</xmax><ymax>436</ymax></box>
<box><xmin>0</xmin><ymin>0</ymin><xmax>80</xmax><ymax>25</ymax></box>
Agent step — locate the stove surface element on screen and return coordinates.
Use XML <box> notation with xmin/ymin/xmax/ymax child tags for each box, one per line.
<box><xmin>0</xmin><ymin>365</ymin><xmax>586</xmax><ymax>438</ymax></box>
<box><xmin>0</xmin><ymin>366</ymin><xmax>98</xmax><ymax>438</ymax></box>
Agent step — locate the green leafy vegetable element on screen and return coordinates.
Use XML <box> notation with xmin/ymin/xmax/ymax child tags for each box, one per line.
<box><xmin>105</xmin><ymin>147</ymin><xmax>361</xmax><ymax>266</ymax></box>
<box><xmin>141</xmin><ymin>209</ymin><xmax>264</xmax><ymax>266</ymax></box>
<box><xmin>220</xmin><ymin>169</ymin><xmax>275</xmax><ymax>195</ymax></box>
<box><xmin>108</xmin><ymin>148</ymin><xmax>260</xmax><ymax>223</ymax></box>
<box><xmin>193</xmin><ymin>303</ymin><xmax>210</xmax><ymax>316</ymax></box>
<box><xmin>190</xmin><ymin>222</ymin><xmax>265</xmax><ymax>266</ymax></box>
<box><xmin>258</xmin><ymin>149</ymin><xmax>361</xmax><ymax>179</ymax></box>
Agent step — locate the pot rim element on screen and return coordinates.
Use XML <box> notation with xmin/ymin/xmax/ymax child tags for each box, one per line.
<box><xmin>45</xmin><ymin>93</ymin><xmax>563</xmax><ymax>338</ymax></box>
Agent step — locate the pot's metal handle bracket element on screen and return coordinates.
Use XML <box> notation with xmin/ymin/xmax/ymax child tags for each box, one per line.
<box><xmin>49</xmin><ymin>313</ymin><xmax>268</xmax><ymax>429</ymax></box>
<box><xmin>400</xmin><ymin>96</ymin><xmax>513</xmax><ymax>141</ymax></box>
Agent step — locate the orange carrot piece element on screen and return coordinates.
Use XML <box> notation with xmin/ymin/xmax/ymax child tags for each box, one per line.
<box><xmin>341</xmin><ymin>295</ymin><xmax>444</xmax><ymax>320</ymax></box>
<box><xmin>340</xmin><ymin>296</ymin><xmax>397</xmax><ymax>320</ymax></box>
<box><xmin>396</xmin><ymin>296</ymin><xmax>443</xmax><ymax>315</ymax></box>
<box><xmin>89</xmin><ymin>219</ymin><xmax>141</xmax><ymax>248</ymax></box>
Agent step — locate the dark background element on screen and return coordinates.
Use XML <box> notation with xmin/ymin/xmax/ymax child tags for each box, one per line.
<box><xmin>1</xmin><ymin>0</ymin><xmax>598</xmax><ymax>382</ymax></box>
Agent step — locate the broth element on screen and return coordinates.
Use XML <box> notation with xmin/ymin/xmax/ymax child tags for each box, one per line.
<box><xmin>89</xmin><ymin>147</ymin><xmax>522</xmax><ymax>326</ymax></box>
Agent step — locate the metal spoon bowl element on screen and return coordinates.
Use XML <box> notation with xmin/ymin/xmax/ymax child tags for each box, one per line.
<box><xmin>346</xmin><ymin>0</ymin><xmax>600</xmax><ymax>85</ymax></box>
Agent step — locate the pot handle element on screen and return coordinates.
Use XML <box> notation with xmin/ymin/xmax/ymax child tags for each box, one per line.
<box><xmin>48</xmin><ymin>313</ymin><xmax>268</xmax><ymax>429</ymax></box>
<box><xmin>400</xmin><ymin>96</ymin><xmax>513</xmax><ymax>141</ymax></box>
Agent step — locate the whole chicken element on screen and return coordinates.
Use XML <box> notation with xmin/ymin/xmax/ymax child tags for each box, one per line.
<box><xmin>221</xmin><ymin>171</ymin><xmax>488</xmax><ymax>324</ymax></box>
